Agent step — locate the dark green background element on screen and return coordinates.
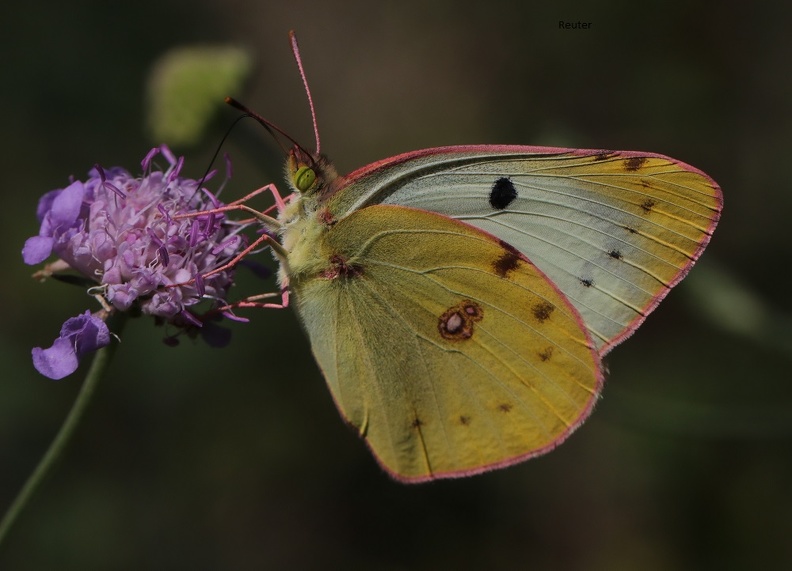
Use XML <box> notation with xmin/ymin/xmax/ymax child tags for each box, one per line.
<box><xmin>1</xmin><ymin>1</ymin><xmax>790</xmax><ymax>569</ymax></box>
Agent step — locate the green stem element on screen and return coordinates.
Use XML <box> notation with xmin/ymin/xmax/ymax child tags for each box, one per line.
<box><xmin>0</xmin><ymin>313</ymin><xmax>127</xmax><ymax>548</ymax></box>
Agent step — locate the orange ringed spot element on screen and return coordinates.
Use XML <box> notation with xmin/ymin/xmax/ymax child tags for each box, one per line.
<box><xmin>438</xmin><ymin>300</ymin><xmax>484</xmax><ymax>340</ymax></box>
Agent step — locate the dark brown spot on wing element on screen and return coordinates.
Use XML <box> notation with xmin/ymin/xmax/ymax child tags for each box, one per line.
<box><xmin>624</xmin><ymin>156</ymin><xmax>647</xmax><ymax>171</ymax></box>
<box><xmin>493</xmin><ymin>241</ymin><xmax>521</xmax><ymax>278</ymax></box>
<box><xmin>608</xmin><ymin>249</ymin><xmax>623</xmax><ymax>260</ymax></box>
<box><xmin>580</xmin><ymin>278</ymin><xmax>594</xmax><ymax>287</ymax></box>
<box><xmin>459</xmin><ymin>415</ymin><xmax>471</xmax><ymax>426</ymax></box>
<box><xmin>321</xmin><ymin>254</ymin><xmax>363</xmax><ymax>279</ymax></box>
<box><xmin>411</xmin><ymin>417</ymin><xmax>424</xmax><ymax>429</ymax></box>
<box><xmin>593</xmin><ymin>151</ymin><xmax>616</xmax><ymax>161</ymax></box>
<box><xmin>318</xmin><ymin>208</ymin><xmax>337</xmax><ymax>226</ymax></box>
<box><xmin>640</xmin><ymin>199</ymin><xmax>656</xmax><ymax>214</ymax></box>
<box><xmin>532</xmin><ymin>301</ymin><xmax>554</xmax><ymax>323</ymax></box>
<box><xmin>538</xmin><ymin>347</ymin><xmax>554</xmax><ymax>362</ymax></box>
<box><xmin>497</xmin><ymin>403</ymin><xmax>513</xmax><ymax>413</ymax></box>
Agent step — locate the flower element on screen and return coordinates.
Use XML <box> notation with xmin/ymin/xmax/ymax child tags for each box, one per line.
<box><xmin>25</xmin><ymin>145</ymin><xmax>254</xmax><ymax>378</ymax></box>
<box><xmin>31</xmin><ymin>312</ymin><xmax>111</xmax><ymax>380</ymax></box>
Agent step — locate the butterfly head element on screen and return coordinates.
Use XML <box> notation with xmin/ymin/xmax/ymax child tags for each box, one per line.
<box><xmin>286</xmin><ymin>146</ymin><xmax>339</xmax><ymax>198</ymax></box>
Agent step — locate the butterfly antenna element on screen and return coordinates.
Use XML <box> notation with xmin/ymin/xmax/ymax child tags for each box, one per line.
<box><xmin>184</xmin><ymin>113</ymin><xmax>253</xmax><ymax>201</ymax></box>
<box><xmin>289</xmin><ymin>30</ymin><xmax>320</xmax><ymax>154</ymax></box>
<box><xmin>224</xmin><ymin>97</ymin><xmax>318</xmax><ymax>167</ymax></box>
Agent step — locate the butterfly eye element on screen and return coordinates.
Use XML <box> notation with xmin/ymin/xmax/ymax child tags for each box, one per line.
<box><xmin>294</xmin><ymin>165</ymin><xmax>317</xmax><ymax>192</ymax></box>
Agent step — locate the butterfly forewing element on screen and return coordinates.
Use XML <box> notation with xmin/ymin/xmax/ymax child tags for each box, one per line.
<box><xmin>291</xmin><ymin>205</ymin><xmax>603</xmax><ymax>482</ymax></box>
<box><xmin>327</xmin><ymin>146</ymin><xmax>722</xmax><ymax>354</ymax></box>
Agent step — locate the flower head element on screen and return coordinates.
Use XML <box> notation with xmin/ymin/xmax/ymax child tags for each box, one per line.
<box><xmin>25</xmin><ymin>145</ymin><xmax>254</xmax><ymax>378</ymax></box>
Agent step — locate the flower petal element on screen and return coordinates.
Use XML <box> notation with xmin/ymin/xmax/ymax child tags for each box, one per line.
<box><xmin>22</xmin><ymin>235</ymin><xmax>55</xmax><ymax>265</ymax></box>
<box><xmin>50</xmin><ymin>180</ymin><xmax>85</xmax><ymax>227</ymax></box>
<box><xmin>32</xmin><ymin>311</ymin><xmax>111</xmax><ymax>380</ymax></box>
<box><xmin>32</xmin><ymin>337</ymin><xmax>80</xmax><ymax>380</ymax></box>
<box><xmin>35</xmin><ymin>189</ymin><xmax>62</xmax><ymax>223</ymax></box>
<box><xmin>62</xmin><ymin>311</ymin><xmax>111</xmax><ymax>356</ymax></box>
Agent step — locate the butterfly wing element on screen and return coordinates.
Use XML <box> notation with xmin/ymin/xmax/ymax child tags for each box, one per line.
<box><xmin>290</xmin><ymin>204</ymin><xmax>602</xmax><ymax>482</ymax></box>
<box><xmin>326</xmin><ymin>146</ymin><xmax>722</xmax><ymax>354</ymax></box>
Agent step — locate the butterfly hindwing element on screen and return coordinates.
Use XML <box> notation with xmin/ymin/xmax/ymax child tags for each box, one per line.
<box><xmin>290</xmin><ymin>204</ymin><xmax>603</xmax><ymax>482</ymax></box>
<box><xmin>326</xmin><ymin>146</ymin><xmax>723</xmax><ymax>354</ymax></box>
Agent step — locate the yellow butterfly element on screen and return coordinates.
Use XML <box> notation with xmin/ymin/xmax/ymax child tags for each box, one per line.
<box><xmin>244</xmin><ymin>33</ymin><xmax>722</xmax><ymax>482</ymax></box>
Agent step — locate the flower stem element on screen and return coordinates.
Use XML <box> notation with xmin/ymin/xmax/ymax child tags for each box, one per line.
<box><xmin>0</xmin><ymin>313</ymin><xmax>127</xmax><ymax>548</ymax></box>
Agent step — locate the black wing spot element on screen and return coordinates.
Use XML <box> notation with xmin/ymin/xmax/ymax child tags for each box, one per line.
<box><xmin>538</xmin><ymin>347</ymin><xmax>554</xmax><ymax>362</ymax></box>
<box><xmin>608</xmin><ymin>249</ymin><xmax>623</xmax><ymax>260</ymax></box>
<box><xmin>489</xmin><ymin>177</ymin><xmax>518</xmax><ymax>210</ymax></box>
<box><xmin>580</xmin><ymin>278</ymin><xmax>594</xmax><ymax>287</ymax></box>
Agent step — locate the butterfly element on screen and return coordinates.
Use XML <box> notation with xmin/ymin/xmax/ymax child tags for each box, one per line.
<box><xmin>243</xmin><ymin>33</ymin><xmax>722</xmax><ymax>483</ymax></box>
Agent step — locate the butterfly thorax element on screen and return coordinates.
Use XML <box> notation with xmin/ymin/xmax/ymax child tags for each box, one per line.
<box><xmin>276</xmin><ymin>150</ymin><xmax>345</xmax><ymax>289</ymax></box>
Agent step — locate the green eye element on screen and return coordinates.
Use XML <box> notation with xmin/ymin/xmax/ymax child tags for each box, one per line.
<box><xmin>294</xmin><ymin>166</ymin><xmax>317</xmax><ymax>192</ymax></box>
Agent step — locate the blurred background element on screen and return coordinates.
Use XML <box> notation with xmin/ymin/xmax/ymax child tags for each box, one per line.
<box><xmin>1</xmin><ymin>0</ymin><xmax>790</xmax><ymax>569</ymax></box>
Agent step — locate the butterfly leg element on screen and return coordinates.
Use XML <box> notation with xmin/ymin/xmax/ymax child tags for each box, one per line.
<box><xmin>225</xmin><ymin>183</ymin><xmax>293</xmax><ymax>217</ymax></box>
<box><xmin>167</xmin><ymin>184</ymin><xmax>294</xmax><ymax>309</ymax></box>
<box><xmin>173</xmin><ymin>182</ymin><xmax>293</xmax><ymax>234</ymax></box>
<box><xmin>165</xmin><ymin>231</ymin><xmax>286</xmax><ymax>300</ymax></box>
<box><xmin>216</xmin><ymin>285</ymin><xmax>290</xmax><ymax>311</ymax></box>
<box><xmin>203</xmin><ymin>232</ymin><xmax>286</xmax><ymax>279</ymax></box>
<box><xmin>174</xmin><ymin>202</ymin><xmax>282</xmax><ymax>235</ymax></box>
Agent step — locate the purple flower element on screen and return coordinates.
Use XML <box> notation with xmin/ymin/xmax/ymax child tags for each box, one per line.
<box><xmin>32</xmin><ymin>312</ymin><xmax>111</xmax><ymax>380</ymax></box>
<box><xmin>22</xmin><ymin>181</ymin><xmax>85</xmax><ymax>265</ymax></box>
<box><xmin>24</xmin><ymin>146</ymin><xmax>254</xmax><ymax>378</ymax></box>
